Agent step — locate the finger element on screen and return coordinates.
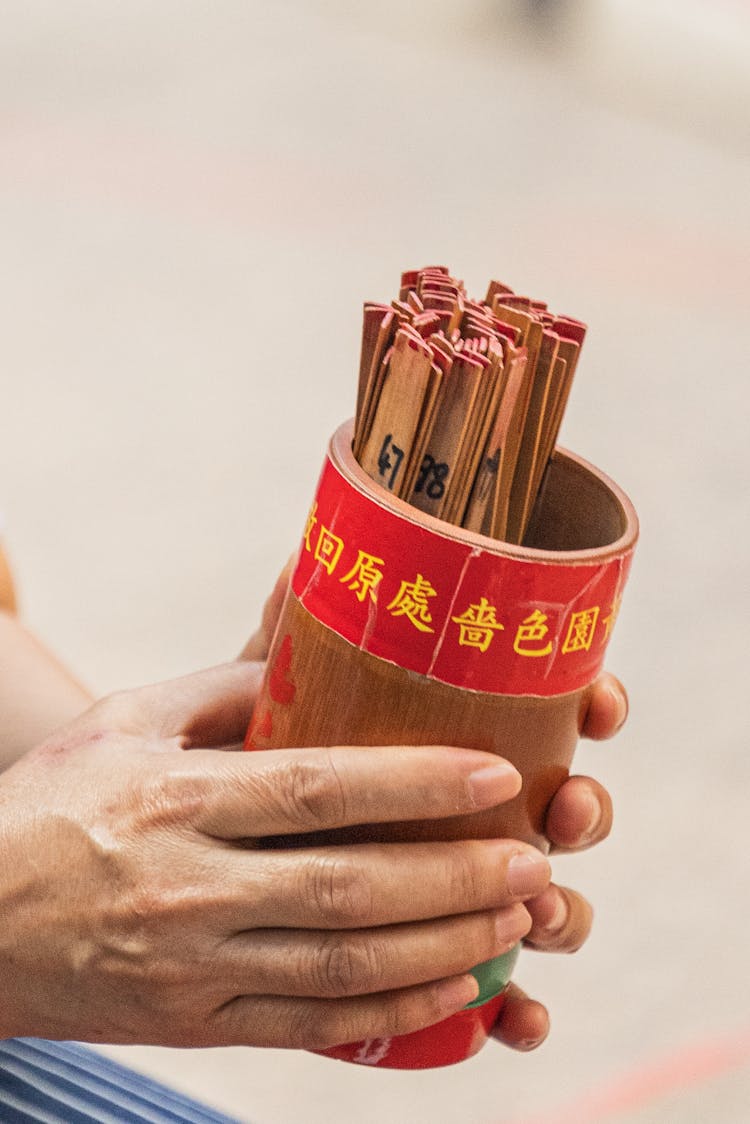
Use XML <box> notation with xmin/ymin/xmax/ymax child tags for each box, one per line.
<box><xmin>188</xmin><ymin>743</ymin><xmax>522</xmax><ymax>838</ymax></box>
<box><xmin>490</xmin><ymin>982</ymin><xmax>549</xmax><ymax>1051</ymax></box>
<box><xmin>213</xmin><ymin>839</ymin><xmax>549</xmax><ymax>930</ymax></box>
<box><xmin>579</xmin><ymin>672</ymin><xmax>628</xmax><ymax>740</ymax></box>
<box><xmin>522</xmin><ymin>884</ymin><xmax>593</xmax><ymax>953</ymax></box>
<box><xmin>545</xmin><ymin>774</ymin><xmax>613</xmax><ymax>853</ymax></box>
<box><xmin>208</xmin><ymin>973</ymin><xmax>480</xmax><ymax>1050</ymax></box>
<box><xmin>97</xmin><ymin>662</ymin><xmax>264</xmax><ymax>748</ymax></box>
<box><xmin>240</xmin><ymin>555</ymin><xmax>296</xmax><ymax>662</ymax></box>
<box><xmin>222</xmin><ymin>905</ymin><xmax>531</xmax><ymax>998</ymax></box>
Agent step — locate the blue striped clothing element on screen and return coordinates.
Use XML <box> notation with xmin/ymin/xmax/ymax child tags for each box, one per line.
<box><xmin>0</xmin><ymin>1039</ymin><xmax>243</xmax><ymax>1123</ymax></box>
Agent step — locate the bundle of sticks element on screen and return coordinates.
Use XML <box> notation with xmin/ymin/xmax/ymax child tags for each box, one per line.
<box><xmin>352</xmin><ymin>266</ymin><xmax>586</xmax><ymax>546</ymax></box>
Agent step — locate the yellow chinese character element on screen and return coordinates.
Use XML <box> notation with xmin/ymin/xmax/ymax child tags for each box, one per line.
<box><xmin>451</xmin><ymin>597</ymin><xmax>505</xmax><ymax>653</ymax></box>
<box><xmin>562</xmin><ymin>607</ymin><xmax>600</xmax><ymax>654</ymax></box>
<box><xmin>386</xmin><ymin>574</ymin><xmax>437</xmax><ymax>633</ymax></box>
<box><xmin>303</xmin><ymin>502</ymin><xmax>318</xmax><ymax>553</ymax></box>
<box><xmin>339</xmin><ymin>550</ymin><xmax>385</xmax><ymax>603</ymax></box>
<box><xmin>513</xmin><ymin>610</ymin><xmax>553</xmax><ymax>657</ymax></box>
<box><xmin>601</xmin><ymin>594</ymin><xmax>622</xmax><ymax>642</ymax></box>
<box><xmin>314</xmin><ymin>525</ymin><xmax>344</xmax><ymax>575</ymax></box>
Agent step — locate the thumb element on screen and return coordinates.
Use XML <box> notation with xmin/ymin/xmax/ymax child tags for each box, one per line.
<box><xmin>125</xmin><ymin>661</ymin><xmax>264</xmax><ymax>748</ymax></box>
<box><xmin>240</xmin><ymin>554</ymin><xmax>295</xmax><ymax>661</ymax></box>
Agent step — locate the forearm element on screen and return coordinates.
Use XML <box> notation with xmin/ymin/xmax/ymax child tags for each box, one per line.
<box><xmin>0</xmin><ymin>611</ymin><xmax>93</xmax><ymax>770</ymax></box>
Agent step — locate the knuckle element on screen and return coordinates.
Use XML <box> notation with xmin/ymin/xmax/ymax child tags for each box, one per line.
<box><xmin>286</xmin><ymin>1004</ymin><xmax>336</xmax><ymax>1051</ymax></box>
<box><xmin>127</xmin><ymin>881</ymin><xmax>164</xmax><ymax>925</ymax></box>
<box><xmin>88</xmin><ymin>689</ymin><xmax>134</xmax><ymax>729</ymax></box>
<box><xmin>93</xmin><ymin>913</ymin><xmax>192</xmax><ymax>1000</ymax></box>
<box><xmin>123</xmin><ymin>877</ymin><xmax>197</xmax><ymax>943</ymax></box>
<box><xmin>312</xmin><ymin>935</ymin><xmax>385</xmax><ymax>997</ymax></box>
<box><xmin>293</xmin><ymin>985</ymin><xmax>445</xmax><ymax>1051</ymax></box>
<box><xmin>306</xmin><ymin>854</ymin><xmax>374</xmax><ymax>928</ymax></box>
<box><xmin>298</xmin><ymin>1004</ymin><xmax>371</xmax><ymax>1052</ymax></box>
<box><xmin>137</xmin><ymin>951</ymin><xmax>189</xmax><ymax>994</ymax></box>
<box><xmin>277</xmin><ymin>754</ymin><xmax>348</xmax><ymax>830</ymax></box>
<box><xmin>478</xmin><ymin>910</ymin><xmax>510</xmax><ymax>960</ymax></box>
<box><xmin>446</xmin><ymin>845</ymin><xmax>483</xmax><ymax>910</ymax></box>
<box><xmin>123</xmin><ymin>885</ymin><xmax>174</xmax><ymax>944</ymax></box>
<box><xmin>133</xmin><ymin>770</ymin><xmax>205</xmax><ymax>830</ymax></box>
<box><xmin>382</xmin><ymin>989</ymin><xmax>442</xmax><ymax>1040</ymax></box>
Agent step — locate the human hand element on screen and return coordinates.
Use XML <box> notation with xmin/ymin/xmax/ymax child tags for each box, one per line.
<box><xmin>242</xmin><ymin>563</ymin><xmax>629</xmax><ymax>1053</ymax></box>
<box><xmin>0</xmin><ymin>664</ymin><xmax>552</xmax><ymax>1050</ymax></box>
<box><xmin>491</xmin><ymin>670</ymin><xmax>628</xmax><ymax>1051</ymax></box>
<box><xmin>239</xmin><ymin>555</ymin><xmax>295</xmax><ymax>663</ymax></box>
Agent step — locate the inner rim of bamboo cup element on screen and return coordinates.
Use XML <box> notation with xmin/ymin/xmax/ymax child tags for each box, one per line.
<box><xmin>333</xmin><ymin>420</ymin><xmax>638</xmax><ymax>563</ymax></box>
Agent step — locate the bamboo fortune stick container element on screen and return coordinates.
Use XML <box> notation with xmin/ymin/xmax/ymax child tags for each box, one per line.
<box><xmin>245</xmin><ymin>420</ymin><xmax>638</xmax><ymax>1069</ymax></box>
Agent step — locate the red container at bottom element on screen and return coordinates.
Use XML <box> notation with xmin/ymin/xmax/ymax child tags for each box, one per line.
<box><xmin>316</xmin><ymin>946</ymin><xmax>519</xmax><ymax>1069</ymax></box>
<box><xmin>318</xmin><ymin>994</ymin><xmax>508</xmax><ymax>1070</ymax></box>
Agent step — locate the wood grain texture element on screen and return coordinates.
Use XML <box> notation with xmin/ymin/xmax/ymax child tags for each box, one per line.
<box><xmin>247</xmin><ymin>435</ymin><xmax>636</xmax><ymax>853</ymax></box>
<box><xmin>250</xmin><ymin>588</ymin><xmax>584</xmax><ymax>853</ymax></box>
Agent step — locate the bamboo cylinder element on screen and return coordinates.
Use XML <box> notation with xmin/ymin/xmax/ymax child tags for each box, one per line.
<box><xmin>245</xmin><ymin>420</ymin><xmax>638</xmax><ymax>1068</ymax></box>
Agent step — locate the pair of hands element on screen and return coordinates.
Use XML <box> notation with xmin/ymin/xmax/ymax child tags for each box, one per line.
<box><xmin>0</xmin><ymin>582</ymin><xmax>626</xmax><ymax>1054</ymax></box>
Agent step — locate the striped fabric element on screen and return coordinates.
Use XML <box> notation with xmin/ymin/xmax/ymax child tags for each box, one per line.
<box><xmin>0</xmin><ymin>1039</ymin><xmax>243</xmax><ymax>1123</ymax></box>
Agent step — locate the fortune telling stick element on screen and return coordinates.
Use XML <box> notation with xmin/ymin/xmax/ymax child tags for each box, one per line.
<box><xmin>354</xmin><ymin>266</ymin><xmax>586</xmax><ymax>546</ymax></box>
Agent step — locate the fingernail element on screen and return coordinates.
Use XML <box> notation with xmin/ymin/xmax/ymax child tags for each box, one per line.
<box><xmin>437</xmin><ymin>973</ymin><xmax>480</xmax><ymax>1014</ymax></box>
<box><xmin>607</xmin><ymin>683</ymin><xmax>628</xmax><ymax>731</ymax></box>
<box><xmin>539</xmin><ymin>887</ymin><xmax>568</xmax><ymax>934</ymax></box>
<box><xmin>507</xmin><ymin>851</ymin><xmax>551</xmax><ymax>898</ymax></box>
<box><xmin>468</xmin><ymin>762</ymin><xmax>521</xmax><ymax>808</ymax></box>
<box><xmin>580</xmin><ymin>788</ymin><xmax>603</xmax><ymax>843</ymax></box>
<box><xmin>496</xmin><ymin>905</ymin><xmax>532</xmax><ymax>947</ymax></box>
<box><xmin>517</xmin><ymin>1035</ymin><xmax>546</xmax><ymax>1051</ymax></box>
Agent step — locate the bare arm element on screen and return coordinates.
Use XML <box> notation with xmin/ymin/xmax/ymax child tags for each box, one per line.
<box><xmin>0</xmin><ymin>610</ymin><xmax>92</xmax><ymax>771</ymax></box>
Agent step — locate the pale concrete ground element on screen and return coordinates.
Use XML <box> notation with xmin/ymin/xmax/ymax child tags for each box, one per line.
<box><xmin>1</xmin><ymin>1</ymin><xmax>749</xmax><ymax>1121</ymax></box>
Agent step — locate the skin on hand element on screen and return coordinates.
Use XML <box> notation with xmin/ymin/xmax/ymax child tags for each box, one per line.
<box><xmin>490</xmin><ymin>670</ymin><xmax>628</xmax><ymax>1051</ymax></box>
<box><xmin>0</xmin><ymin>562</ymin><xmax>626</xmax><ymax>1053</ymax></box>
<box><xmin>242</xmin><ymin>565</ymin><xmax>630</xmax><ymax>1054</ymax></box>
<box><xmin>0</xmin><ymin>663</ymin><xmax>555</xmax><ymax>1050</ymax></box>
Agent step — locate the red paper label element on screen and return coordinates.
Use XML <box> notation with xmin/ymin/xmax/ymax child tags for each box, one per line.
<box><xmin>292</xmin><ymin>455</ymin><xmax>633</xmax><ymax>697</ymax></box>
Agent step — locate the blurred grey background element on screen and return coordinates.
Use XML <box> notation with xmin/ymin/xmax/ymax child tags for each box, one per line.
<box><xmin>1</xmin><ymin>1</ymin><xmax>748</xmax><ymax>1121</ymax></box>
